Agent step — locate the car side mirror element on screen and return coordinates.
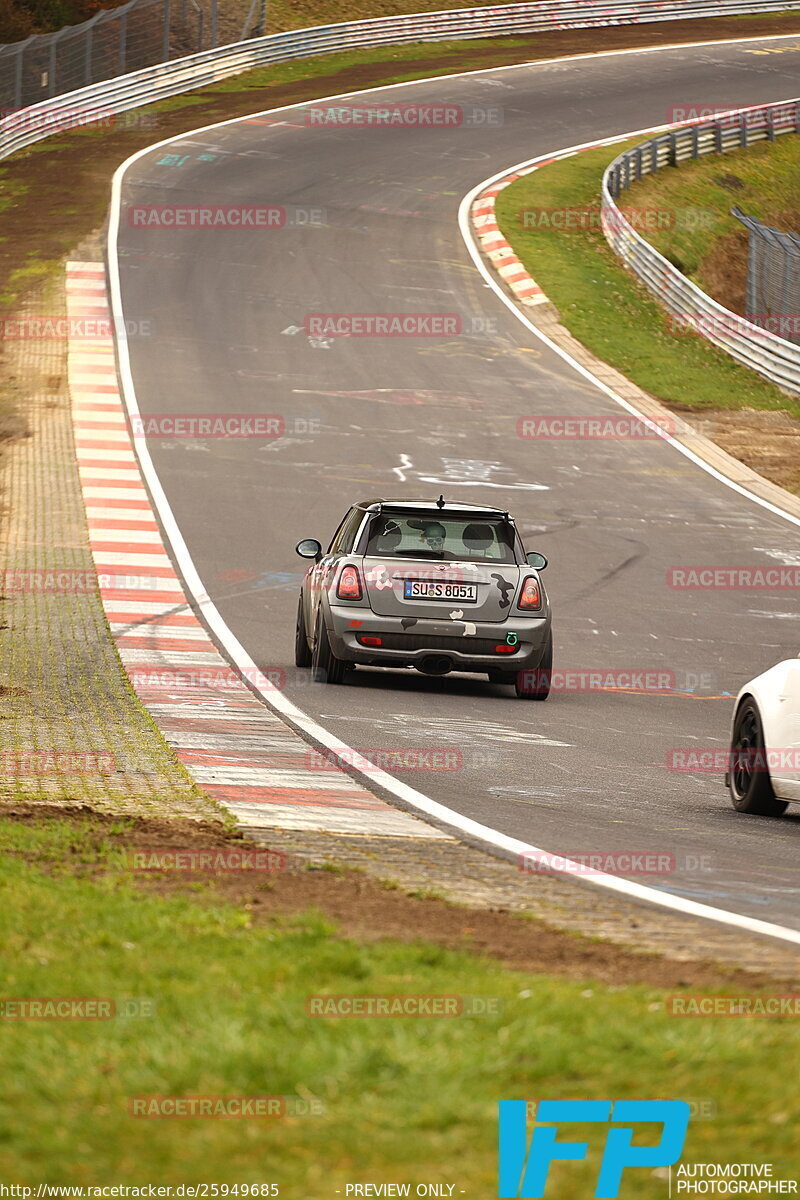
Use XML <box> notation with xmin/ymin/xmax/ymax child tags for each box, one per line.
<box><xmin>296</xmin><ymin>538</ymin><xmax>322</xmax><ymax>561</ymax></box>
<box><xmin>526</xmin><ymin>551</ymin><xmax>548</xmax><ymax>570</ymax></box>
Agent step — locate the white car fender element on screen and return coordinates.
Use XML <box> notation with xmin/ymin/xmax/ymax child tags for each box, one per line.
<box><xmin>732</xmin><ymin>655</ymin><xmax>800</xmax><ymax>792</ymax></box>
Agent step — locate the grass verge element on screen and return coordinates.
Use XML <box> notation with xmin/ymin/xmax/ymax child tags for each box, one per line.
<box><xmin>1</xmin><ymin>808</ymin><xmax>799</xmax><ymax>1186</ymax></box>
<box><xmin>495</xmin><ymin>143</ymin><xmax>800</xmax><ymax>422</ymax></box>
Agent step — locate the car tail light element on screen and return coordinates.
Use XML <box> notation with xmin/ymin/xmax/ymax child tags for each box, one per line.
<box><xmin>358</xmin><ymin>635</ymin><xmax>382</xmax><ymax>647</ymax></box>
<box><xmin>494</xmin><ymin>644</ymin><xmax>518</xmax><ymax>654</ymax></box>
<box><xmin>518</xmin><ymin>576</ymin><xmax>542</xmax><ymax>610</ymax></box>
<box><xmin>337</xmin><ymin>565</ymin><xmax>362</xmax><ymax>600</ymax></box>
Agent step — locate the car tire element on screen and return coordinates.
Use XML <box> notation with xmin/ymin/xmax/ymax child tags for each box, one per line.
<box><xmin>729</xmin><ymin>699</ymin><xmax>787</xmax><ymax>816</ymax></box>
<box><xmin>294</xmin><ymin>596</ymin><xmax>312</xmax><ymax>668</ymax></box>
<box><xmin>311</xmin><ymin>613</ymin><xmax>347</xmax><ymax>685</ymax></box>
<box><xmin>515</xmin><ymin>631</ymin><xmax>553</xmax><ymax>701</ymax></box>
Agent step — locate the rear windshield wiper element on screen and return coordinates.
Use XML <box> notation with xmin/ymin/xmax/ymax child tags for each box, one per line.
<box><xmin>377</xmin><ymin>549</ymin><xmax>446</xmax><ymax>558</ymax></box>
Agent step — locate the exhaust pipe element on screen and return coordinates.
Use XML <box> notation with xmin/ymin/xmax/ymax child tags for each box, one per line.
<box><xmin>417</xmin><ymin>655</ymin><xmax>452</xmax><ymax>676</ymax></box>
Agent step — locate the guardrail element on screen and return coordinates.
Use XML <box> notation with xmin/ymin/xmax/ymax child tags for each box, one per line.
<box><xmin>602</xmin><ymin>100</ymin><xmax>800</xmax><ymax>394</ymax></box>
<box><xmin>2</xmin><ymin>0</ymin><xmax>800</xmax><ymax>163</ymax></box>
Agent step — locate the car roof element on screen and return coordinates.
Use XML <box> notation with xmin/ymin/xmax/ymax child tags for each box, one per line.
<box><xmin>354</xmin><ymin>497</ymin><xmax>511</xmax><ymax>519</ymax></box>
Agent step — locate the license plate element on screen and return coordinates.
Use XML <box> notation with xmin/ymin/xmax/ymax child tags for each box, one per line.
<box><xmin>403</xmin><ymin>581</ymin><xmax>478</xmax><ymax>602</ymax></box>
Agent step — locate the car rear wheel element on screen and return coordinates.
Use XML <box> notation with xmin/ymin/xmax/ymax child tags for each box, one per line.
<box><xmin>294</xmin><ymin>596</ymin><xmax>312</xmax><ymax>668</ymax></box>
<box><xmin>311</xmin><ymin>613</ymin><xmax>347</xmax><ymax>685</ymax></box>
<box><xmin>729</xmin><ymin>699</ymin><xmax>787</xmax><ymax>816</ymax></box>
<box><xmin>515</xmin><ymin>631</ymin><xmax>552</xmax><ymax>701</ymax></box>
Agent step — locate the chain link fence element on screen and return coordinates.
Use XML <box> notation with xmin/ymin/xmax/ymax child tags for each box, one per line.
<box><xmin>733</xmin><ymin>206</ymin><xmax>800</xmax><ymax>345</ymax></box>
<box><xmin>0</xmin><ymin>0</ymin><xmax>218</xmax><ymax>110</ymax></box>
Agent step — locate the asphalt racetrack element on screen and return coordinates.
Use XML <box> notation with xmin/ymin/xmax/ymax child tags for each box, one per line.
<box><xmin>113</xmin><ymin>33</ymin><xmax>800</xmax><ymax>931</ymax></box>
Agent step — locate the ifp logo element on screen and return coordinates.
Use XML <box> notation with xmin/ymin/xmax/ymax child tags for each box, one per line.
<box><xmin>498</xmin><ymin>1100</ymin><xmax>690</xmax><ymax>1198</ymax></box>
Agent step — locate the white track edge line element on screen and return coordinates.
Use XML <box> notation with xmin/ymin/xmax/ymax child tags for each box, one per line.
<box><xmin>106</xmin><ymin>39</ymin><xmax>800</xmax><ymax>946</ymax></box>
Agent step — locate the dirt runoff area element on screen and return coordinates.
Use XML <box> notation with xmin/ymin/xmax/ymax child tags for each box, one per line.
<box><xmin>678</xmin><ymin>406</ymin><xmax>800</xmax><ymax>496</ymax></box>
<box><xmin>4</xmin><ymin>803</ymin><xmax>799</xmax><ymax>990</ymax></box>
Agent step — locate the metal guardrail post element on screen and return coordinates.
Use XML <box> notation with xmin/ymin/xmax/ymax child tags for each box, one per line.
<box><xmin>84</xmin><ymin>24</ymin><xmax>93</xmax><ymax>87</ymax></box>
<box><xmin>195</xmin><ymin>2</ymin><xmax>204</xmax><ymax>53</ymax></box>
<box><xmin>240</xmin><ymin>0</ymin><xmax>259</xmax><ymax>40</ymax></box>
<box><xmin>119</xmin><ymin>11</ymin><xmax>128</xmax><ymax>74</ymax></box>
<box><xmin>781</xmin><ymin>240</ymin><xmax>793</xmax><ymax>317</ymax></box>
<box><xmin>732</xmin><ymin>207</ymin><xmax>760</xmax><ymax>319</ymax></box>
<box><xmin>13</xmin><ymin>43</ymin><xmax>23</xmax><ymax>108</ymax></box>
<box><xmin>48</xmin><ymin>35</ymin><xmax>58</xmax><ymax>98</ymax></box>
<box><xmin>163</xmin><ymin>0</ymin><xmax>171</xmax><ymax>63</ymax></box>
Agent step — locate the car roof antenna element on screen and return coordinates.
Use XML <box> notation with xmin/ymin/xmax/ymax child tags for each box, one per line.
<box><xmin>436</xmin><ymin>494</ymin><xmax>445</xmax><ymax>509</ymax></box>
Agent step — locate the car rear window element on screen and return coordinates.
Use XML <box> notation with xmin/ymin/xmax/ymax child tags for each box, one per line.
<box><xmin>363</xmin><ymin>514</ymin><xmax>517</xmax><ymax>563</ymax></box>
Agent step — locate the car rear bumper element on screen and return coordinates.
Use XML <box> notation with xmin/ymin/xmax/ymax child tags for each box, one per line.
<box><xmin>325</xmin><ymin>604</ymin><xmax>550</xmax><ymax>673</ymax></box>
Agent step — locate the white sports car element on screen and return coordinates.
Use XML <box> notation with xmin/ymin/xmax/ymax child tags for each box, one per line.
<box><xmin>727</xmin><ymin>654</ymin><xmax>800</xmax><ymax>816</ymax></box>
